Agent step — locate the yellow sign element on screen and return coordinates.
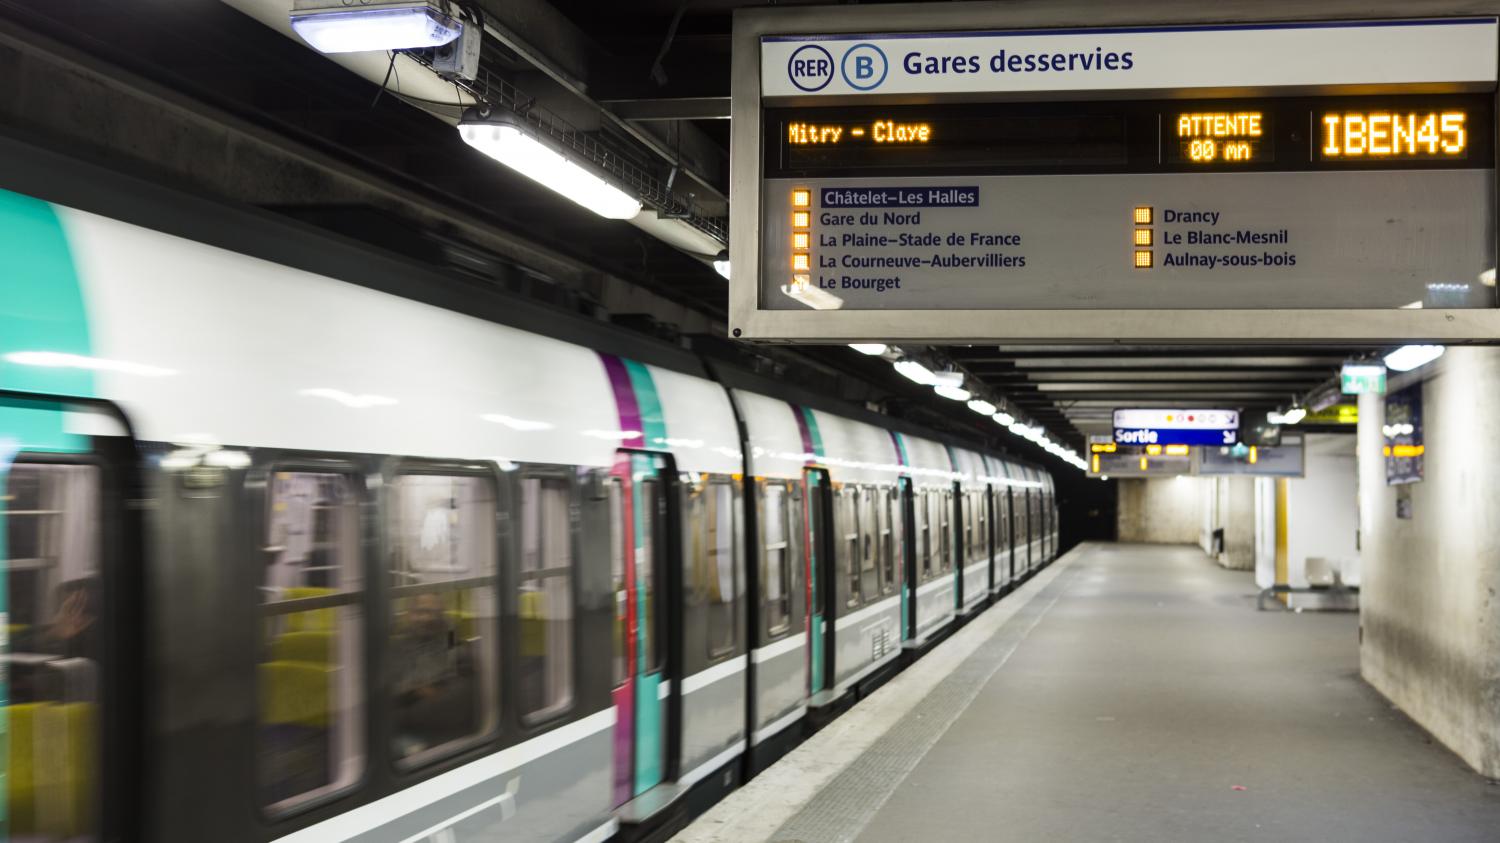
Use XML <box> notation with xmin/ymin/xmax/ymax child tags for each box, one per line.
<box><xmin>1177</xmin><ymin>111</ymin><xmax>1264</xmax><ymax>163</ymax></box>
<box><xmin>1303</xmin><ymin>404</ymin><xmax>1359</xmax><ymax>425</ymax></box>
<box><xmin>1320</xmin><ymin>111</ymin><xmax>1466</xmax><ymax>158</ymax></box>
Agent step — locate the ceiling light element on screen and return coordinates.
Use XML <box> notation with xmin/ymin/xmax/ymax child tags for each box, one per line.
<box><xmin>459</xmin><ymin>117</ymin><xmax>643</xmax><ymax>220</ymax></box>
<box><xmin>1280</xmin><ymin>407</ymin><xmax>1307</xmax><ymax>425</ymax></box>
<box><xmin>934</xmin><ymin>384</ymin><xmax>971</xmax><ymax>401</ymax></box>
<box><xmin>290</xmin><ymin>0</ymin><xmax>462</xmax><ymax>53</ymax></box>
<box><xmin>1384</xmin><ymin>344</ymin><xmax>1446</xmax><ymax>372</ymax></box>
<box><xmin>850</xmin><ymin>343</ymin><xmax>889</xmax><ymax>356</ymax></box>
<box><xmin>993</xmin><ymin>411</ymin><xmax>1015</xmax><ymax>426</ymax></box>
<box><xmin>967</xmin><ymin>399</ymin><xmax>996</xmax><ymax>416</ymax></box>
<box><xmin>929</xmin><ymin>370</ymin><xmax>964</xmax><ymax>389</ymax></box>
<box><xmin>712</xmin><ymin>257</ymin><xmax>731</xmax><ymax>281</ymax></box>
<box><xmin>894</xmin><ymin>359</ymin><xmax>938</xmax><ymax>385</ymax></box>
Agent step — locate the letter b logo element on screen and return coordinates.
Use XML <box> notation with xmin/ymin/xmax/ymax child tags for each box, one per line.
<box><xmin>841</xmin><ymin>43</ymin><xmax>888</xmax><ymax>91</ymax></box>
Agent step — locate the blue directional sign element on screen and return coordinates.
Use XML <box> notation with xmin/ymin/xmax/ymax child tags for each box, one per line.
<box><xmin>1113</xmin><ymin>408</ymin><xmax>1239</xmax><ymax>447</ymax></box>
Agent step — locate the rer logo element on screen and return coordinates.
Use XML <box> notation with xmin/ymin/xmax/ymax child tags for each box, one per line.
<box><xmin>788</xmin><ymin>44</ymin><xmax>834</xmax><ymax>92</ymax></box>
<box><xmin>841</xmin><ymin>42</ymin><xmax>888</xmax><ymax>91</ymax></box>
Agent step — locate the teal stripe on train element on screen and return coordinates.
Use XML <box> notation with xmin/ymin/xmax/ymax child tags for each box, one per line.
<box><xmin>0</xmin><ymin>187</ymin><xmax>95</xmax><ymax>837</ymax></box>
<box><xmin>0</xmin><ymin>190</ymin><xmax>96</xmax><ymax>454</ymax></box>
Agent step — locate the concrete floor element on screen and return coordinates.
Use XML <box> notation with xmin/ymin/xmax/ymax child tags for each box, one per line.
<box><xmin>854</xmin><ymin>543</ymin><xmax>1500</xmax><ymax>842</ymax></box>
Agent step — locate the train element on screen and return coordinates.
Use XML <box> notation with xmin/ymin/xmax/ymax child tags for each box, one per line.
<box><xmin>0</xmin><ymin>138</ymin><xmax>1058</xmax><ymax>843</ymax></box>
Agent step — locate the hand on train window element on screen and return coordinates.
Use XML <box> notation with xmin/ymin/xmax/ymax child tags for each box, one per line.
<box><xmin>48</xmin><ymin>577</ymin><xmax>101</xmax><ymax>662</ymax></box>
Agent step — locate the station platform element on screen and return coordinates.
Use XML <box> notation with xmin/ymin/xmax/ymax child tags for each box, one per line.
<box><xmin>674</xmin><ymin>542</ymin><xmax>1500</xmax><ymax>843</ymax></box>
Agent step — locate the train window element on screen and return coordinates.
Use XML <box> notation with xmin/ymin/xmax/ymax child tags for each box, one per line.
<box><xmin>939</xmin><ymin>490</ymin><xmax>954</xmax><ymax>573</ymax></box>
<box><xmin>609</xmin><ymin>479</ymin><xmax>627</xmax><ymax>687</ymax></box>
<box><xmin>709</xmin><ymin>479</ymin><xmax>741</xmax><ymax>658</ymax></box>
<box><xmin>837</xmin><ymin>486</ymin><xmax>860</xmax><ymax>607</ymax></box>
<box><xmin>257</xmin><ymin>470</ymin><xmax>364</xmax><ymax>813</ymax></box>
<box><xmin>640</xmin><ymin>478</ymin><xmax>663</xmax><ymax>672</ymax></box>
<box><xmin>3</xmin><ymin>462</ymin><xmax>103</xmax><ymax>840</ymax></box>
<box><xmin>682</xmin><ymin>475</ymin><xmax>740</xmax><ymax>659</ymax></box>
<box><xmin>918</xmin><ymin>486</ymin><xmax>930</xmax><ymax>576</ymax></box>
<box><xmin>858</xmin><ymin>488</ymin><xmax>878</xmax><ymax>600</ymax></box>
<box><xmin>975</xmin><ymin>491</ymin><xmax>988</xmax><ymax>561</ymax></box>
<box><xmin>761</xmin><ymin>481</ymin><xmax>795</xmax><ymax>635</ymax></box>
<box><xmin>387</xmin><ymin>472</ymin><xmax>498</xmax><ymax>767</ymax></box>
<box><xmin>879</xmin><ymin>486</ymin><xmax>899</xmax><ymax>595</ymax></box>
<box><xmin>519</xmin><ymin>475</ymin><xmax>576</xmax><ymax>721</ymax></box>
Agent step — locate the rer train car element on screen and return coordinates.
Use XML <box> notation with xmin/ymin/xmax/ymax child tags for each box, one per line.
<box><xmin>0</xmin><ymin>142</ymin><xmax>1060</xmax><ymax>843</ymax></box>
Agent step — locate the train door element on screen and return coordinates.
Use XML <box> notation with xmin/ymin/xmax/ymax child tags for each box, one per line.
<box><xmin>610</xmin><ymin>451</ymin><xmax>671</xmax><ymax>801</ymax></box>
<box><xmin>803</xmin><ymin>468</ymin><xmax>833</xmax><ymax>696</ymax></box>
<box><xmin>0</xmin><ymin>395</ymin><xmax>138</xmax><ymax>842</ymax></box>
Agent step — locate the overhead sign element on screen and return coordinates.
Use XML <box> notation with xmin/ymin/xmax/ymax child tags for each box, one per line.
<box><xmin>731</xmin><ymin>6</ymin><xmax>1500</xmax><ymax>342</ymax></box>
<box><xmin>1199</xmin><ymin>438</ymin><xmax>1305</xmax><ymax>477</ymax></box>
<box><xmin>763</xmin><ymin>19</ymin><xmax>1498</xmax><ymax>98</ymax></box>
<box><xmin>1090</xmin><ymin>449</ymin><xmax>1191</xmax><ymax>478</ymax></box>
<box><xmin>1113</xmin><ymin>409</ymin><xmax>1239</xmax><ymax>446</ymax></box>
<box><xmin>1341</xmin><ymin>362</ymin><xmax>1388</xmax><ymax>394</ymax></box>
<box><xmin>1304</xmin><ymin>404</ymin><xmax>1359</xmax><ymax>424</ymax></box>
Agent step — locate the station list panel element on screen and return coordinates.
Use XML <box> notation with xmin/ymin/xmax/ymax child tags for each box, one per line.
<box><xmin>734</xmin><ymin>12</ymin><xmax>1500</xmax><ymax>339</ymax></box>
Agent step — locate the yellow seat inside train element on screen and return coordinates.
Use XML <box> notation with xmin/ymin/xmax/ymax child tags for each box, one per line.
<box><xmin>269</xmin><ymin>630</ymin><xmax>334</xmax><ymax>664</ymax></box>
<box><xmin>281</xmin><ymin>587</ymin><xmax>336</xmax><ymax>632</ymax></box>
<box><xmin>259</xmin><ymin>661</ymin><xmax>333</xmax><ymax>728</ymax></box>
<box><xmin>7</xmin><ymin>701</ymin><xmax>96</xmax><ymax>837</ymax></box>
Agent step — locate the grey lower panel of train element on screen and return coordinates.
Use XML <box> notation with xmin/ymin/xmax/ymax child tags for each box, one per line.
<box><xmin>763</xmin><ymin>170</ymin><xmax>1493</xmax><ymax>310</ymax></box>
<box><xmin>680</xmin><ymin>662</ymin><xmax>749</xmax><ymax>784</ymax></box>
<box><xmin>293</xmin><ymin>712</ymin><xmax>615</xmax><ymax>843</ymax></box>
<box><xmin>833</xmin><ymin>595</ymin><xmax>903</xmax><ymax>691</ymax></box>
<box><xmin>913</xmin><ymin>578</ymin><xmax>956</xmax><ymax>641</ymax></box>
<box><xmin>753</xmin><ymin>635</ymin><xmax>808</xmax><ymax>743</ymax></box>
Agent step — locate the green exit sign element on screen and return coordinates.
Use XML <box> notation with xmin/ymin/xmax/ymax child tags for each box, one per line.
<box><xmin>1341</xmin><ymin>363</ymin><xmax>1387</xmax><ymax>395</ymax></box>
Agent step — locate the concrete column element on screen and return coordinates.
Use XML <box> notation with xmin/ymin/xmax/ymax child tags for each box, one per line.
<box><xmin>1357</xmin><ymin>347</ymin><xmax>1500</xmax><ymax>777</ymax></box>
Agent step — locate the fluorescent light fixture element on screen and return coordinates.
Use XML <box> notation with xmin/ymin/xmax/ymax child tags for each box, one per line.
<box><xmin>849</xmin><ymin>343</ymin><xmax>889</xmax><ymax>356</ymax></box>
<box><xmin>1384</xmin><ymin>344</ymin><xmax>1446</xmax><ymax>373</ymax></box>
<box><xmin>894</xmin><ymin>359</ymin><xmax>938</xmax><ymax>385</ymax></box>
<box><xmin>459</xmin><ymin>118</ymin><xmax>643</xmax><ymax>220</ymax></box>
<box><xmin>780</xmin><ymin>279</ymin><xmax>844</xmax><ymax>310</ymax></box>
<box><xmin>204</xmin><ymin>450</ymin><xmax>253</xmax><ymax>470</ymax></box>
<box><xmin>967</xmin><ymin>399</ymin><xmax>997</xmax><ymax>416</ymax></box>
<box><xmin>993</xmin><ymin>412</ymin><xmax>1015</xmax><ymax>426</ymax></box>
<box><xmin>481</xmin><ymin>413</ymin><xmax>554</xmax><ymax>432</ymax></box>
<box><xmin>712</xmin><ymin>251</ymin><xmax>731</xmax><ymax>281</ymax></box>
<box><xmin>929</xmin><ymin>371</ymin><xmax>964</xmax><ymax>389</ymax></box>
<box><xmin>299</xmin><ymin>388</ymin><xmax>398</xmax><ymax>409</ymax></box>
<box><xmin>290</xmin><ymin>1</ymin><xmax>462</xmax><ymax>53</ymax></box>
<box><xmin>5</xmin><ymin>350</ymin><xmax>176</xmax><ymax>377</ymax></box>
<box><xmin>1281</xmin><ymin>407</ymin><xmax>1307</xmax><ymax>425</ymax></box>
<box><xmin>934</xmin><ymin>384</ymin><xmax>971</xmax><ymax>401</ymax></box>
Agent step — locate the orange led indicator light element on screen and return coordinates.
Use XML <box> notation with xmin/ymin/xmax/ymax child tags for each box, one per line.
<box><xmin>1134</xmin><ymin>229</ymin><xmax>1153</xmax><ymax>246</ymax></box>
<box><xmin>791</xmin><ymin>189</ymin><xmax>812</xmax><ymax>207</ymax></box>
<box><xmin>1134</xmin><ymin>249</ymin><xmax>1153</xmax><ymax>269</ymax></box>
<box><xmin>1165</xmin><ymin>444</ymin><xmax>1189</xmax><ymax>456</ymax></box>
<box><xmin>1145</xmin><ymin>444</ymin><xmax>1163</xmax><ymax>456</ymax></box>
<box><xmin>792</xmin><ymin>253</ymin><xmax>810</xmax><ymax>271</ymax></box>
<box><xmin>792</xmin><ymin>232</ymin><xmax>810</xmax><ymax>249</ymax></box>
<box><xmin>1133</xmin><ymin>206</ymin><xmax>1152</xmax><ymax>225</ymax></box>
<box><xmin>792</xmin><ymin>211</ymin><xmax>810</xmax><ymax>228</ymax></box>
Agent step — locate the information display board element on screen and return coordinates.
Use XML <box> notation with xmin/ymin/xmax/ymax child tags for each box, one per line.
<box><xmin>1113</xmin><ymin>409</ymin><xmax>1239</xmax><ymax>446</ymax></box>
<box><xmin>730</xmin><ymin>6</ymin><xmax>1500</xmax><ymax>341</ymax></box>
